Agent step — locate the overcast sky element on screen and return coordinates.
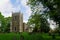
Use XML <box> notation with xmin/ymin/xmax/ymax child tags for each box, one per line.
<box><xmin>0</xmin><ymin>0</ymin><xmax>32</xmax><ymax>23</ymax></box>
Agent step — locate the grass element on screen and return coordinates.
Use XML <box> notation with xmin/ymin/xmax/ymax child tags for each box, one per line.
<box><xmin>0</xmin><ymin>33</ymin><xmax>20</xmax><ymax>40</ymax></box>
<box><xmin>0</xmin><ymin>32</ymin><xmax>60</xmax><ymax>40</ymax></box>
<box><xmin>21</xmin><ymin>32</ymin><xmax>60</xmax><ymax>40</ymax></box>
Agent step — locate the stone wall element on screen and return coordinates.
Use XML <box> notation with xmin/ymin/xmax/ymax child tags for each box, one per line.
<box><xmin>11</xmin><ymin>12</ymin><xmax>23</xmax><ymax>32</ymax></box>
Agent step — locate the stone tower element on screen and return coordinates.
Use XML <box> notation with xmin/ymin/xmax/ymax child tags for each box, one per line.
<box><xmin>10</xmin><ymin>12</ymin><xmax>23</xmax><ymax>32</ymax></box>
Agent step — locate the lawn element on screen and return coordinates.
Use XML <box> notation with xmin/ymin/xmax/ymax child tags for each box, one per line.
<box><xmin>0</xmin><ymin>33</ymin><xmax>20</xmax><ymax>40</ymax></box>
<box><xmin>21</xmin><ymin>32</ymin><xmax>60</xmax><ymax>40</ymax></box>
<box><xmin>0</xmin><ymin>32</ymin><xmax>60</xmax><ymax>40</ymax></box>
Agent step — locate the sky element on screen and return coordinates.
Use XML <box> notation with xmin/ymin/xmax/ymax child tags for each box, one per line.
<box><xmin>0</xmin><ymin>0</ymin><xmax>32</xmax><ymax>23</ymax></box>
<box><xmin>49</xmin><ymin>20</ymin><xmax>57</xmax><ymax>30</ymax></box>
<box><xmin>0</xmin><ymin>0</ymin><xmax>57</xmax><ymax>30</ymax></box>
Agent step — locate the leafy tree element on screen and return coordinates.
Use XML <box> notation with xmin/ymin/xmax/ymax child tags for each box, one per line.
<box><xmin>4</xmin><ymin>17</ymin><xmax>11</xmax><ymax>33</ymax></box>
<box><xmin>0</xmin><ymin>12</ymin><xmax>11</xmax><ymax>33</ymax></box>
<box><xmin>28</xmin><ymin>13</ymin><xmax>50</xmax><ymax>33</ymax></box>
<box><xmin>28</xmin><ymin>13</ymin><xmax>41</xmax><ymax>32</ymax></box>
<box><xmin>40</xmin><ymin>17</ymin><xmax>50</xmax><ymax>33</ymax></box>
<box><xmin>0</xmin><ymin>12</ymin><xmax>6</xmax><ymax>32</ymax></box>
<box><xmin>28</xmin><ymin>0</ymin><xmax>60</xmax><ymax>32</ymax></box>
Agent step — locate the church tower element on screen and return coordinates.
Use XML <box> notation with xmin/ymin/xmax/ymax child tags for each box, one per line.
<box><xmin>10</xmin><ymin>12</ymin><xmax>23</xmax><ymax>32</ymax></box>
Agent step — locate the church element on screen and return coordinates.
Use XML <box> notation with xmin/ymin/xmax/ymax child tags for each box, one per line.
<box><xmin>10</xmin><ymin>12</ymin><xmax>33</xmax><ymax>32</ymax></box>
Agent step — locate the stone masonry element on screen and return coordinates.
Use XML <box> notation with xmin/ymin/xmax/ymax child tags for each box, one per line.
<box><xmin>10</xmin><ymin>12</ymin><xmax>23</xmax><ymax>32</ymax></box>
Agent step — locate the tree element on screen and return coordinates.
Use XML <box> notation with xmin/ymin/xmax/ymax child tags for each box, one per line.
<box><xmin>0</xmin><ymin>12</ymin><xmax>6</xmax><ymax>32</ymax></box>
<box><xmin>28</xmin><ymin>13</ymin><xmax>50</xmax><ymax>33</ymax></box>
<box><xmin>40</xmin><ymin>17</ymin><xmax>50</xmax><ymax>33</ymax></box>
<box><xmin>4</xmin><ymin>17</ymin><xmax>11</xmax><ymax>33</ymax></box>
<box><xmin>0</xmin><ymin>12</ymin><xmax>11</xmax><ymax>33</ymax></box>
<box><xmin>28</xmin><ymin>0</ymin><xmax>60</xmax><ymax>32</ymax></box>
<box><xmin>28</xmin><ymin>13</ymin><xmax>41</xmax><ymax>32</ymax></box>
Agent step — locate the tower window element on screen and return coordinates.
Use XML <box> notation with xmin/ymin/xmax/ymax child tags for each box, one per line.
<box><xmin>14</xmin><ymin>16</ymin><xmax>16</xmax><ymax>20</ymax></box>
<box><xmin>14</xmin><ymin>27</ymin><xmax>16</xmax><ymax>31</ymax></box>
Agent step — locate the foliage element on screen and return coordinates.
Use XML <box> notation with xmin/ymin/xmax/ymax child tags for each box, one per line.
<box><xmin>20</xmin><ymin>32</ymin><xmax>60</xmax><ymax>40</ymax></box>
<box><xmin>0</xmin><ymin>33</ymin><xmax>20</xmax><ymax>40</ymax></box>
<box><xmin>28</xmin><ymin>13</ymin><xmax>40</xmax><ymax>31</ymax></box>
<box><xmin>28</xmin><ymin>0</ymin><xmax>60</xmax><ymax>32</ymax></box>
<box><xmin>27</xmin><ymin>0</ymin><xmax>50</xmax><ymax>32</ymax></box>
<box><xmin>4</xmin><ymin>17</ymin><xmax>11</xmax><ymax>33</ymax></box>
<box><xmin>28</xmin><ymin>12</ymin><xmax>50</xmax><ymax>32</ymax></box>
<box><xmin>0</xmin><ymin>12</ymin><xmax>11</xmax><ymax>33</ymax></box>
<box><xmin>0</xmin><ymin>32</ymin><xmax>60</xmax><ymax>40</ymax></box>
<box><xmin>0</xmin><ymin>12</ymin><xmax>6</xmax><ymax>32</ymax></box>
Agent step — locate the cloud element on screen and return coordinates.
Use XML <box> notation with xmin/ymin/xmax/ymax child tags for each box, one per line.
<box><xmin>0</xmin><ymin>0</ymin><xmax>21</xmax><ymax>17</ymax></box>
<box><xmin>0</xmin><ymin>0</ymin><xmax>32</xmax><ymax>23</ymax></box>
<box><xmin>49</xmin><ymin>20</ymin><xmax>57</xmax><ymax>30</ymax></box>
<box><xmin>0</xmin><ymin>0</ymin><xmax>9</xmax><ymax>5</ymax></box>
<box><xmin>21</xmin><ymin>0</ymin><xmax>28</xmax><ymax>6</ymax></box>
<box><xmin>23</xmin><ymin>20</ymin><xmax>28</xmax><ymax>23</ymax></box>
<box><xmin>18</xmin><ymin>0</ymin><xmax>32</xmax><ymax>23</ymax></box>
<box><xmin>25</xmin><ymin>6</ymin><xmax>32</xmax><ymax>16</ymax></box>
<box><xmin>0</xmin><ymin>0</ymin><xmax>12</xmax><ymax>17</ymax></box>
<box><xmin>20</xmin><ymin>0</ymin><xmax>32</xmax><ymax>16</ymax></box>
